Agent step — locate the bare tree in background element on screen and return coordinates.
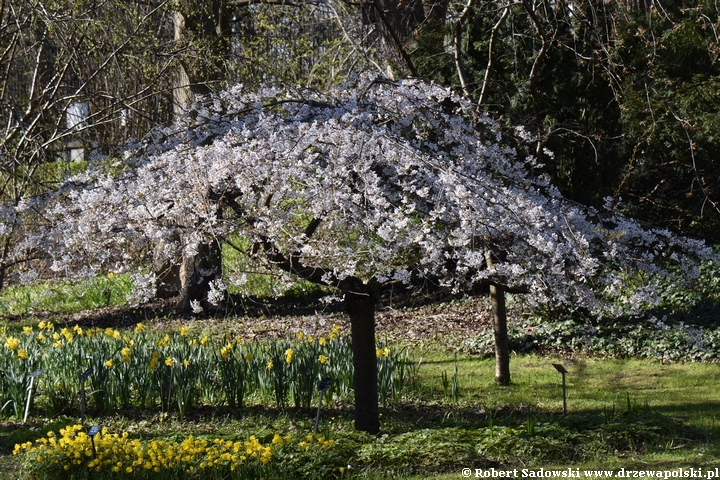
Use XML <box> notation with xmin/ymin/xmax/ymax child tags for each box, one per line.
<box><xmin>0</xmin><ymin>0</ymin><xmax>177</xmax><ymax>290</ymax></box>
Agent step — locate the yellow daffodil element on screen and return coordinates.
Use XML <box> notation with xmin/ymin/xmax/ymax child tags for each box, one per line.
<box><xmin>4</xmin><ymin>337</ymin><xmax>19</xmax><ymax>351</ymax></box>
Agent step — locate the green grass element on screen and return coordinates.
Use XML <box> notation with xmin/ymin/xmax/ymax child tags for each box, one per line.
<box><xmin>419</xmin><ymin>352</ymin><xmax>720</xmax><ymax>429</ymax></box>
<box><xmin>0</xmin><ymin>274</ymin><xmax>131</xmax><ymax>317</ymax></box>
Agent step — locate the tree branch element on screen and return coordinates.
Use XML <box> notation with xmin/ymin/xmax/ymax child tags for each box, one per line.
<box><xmin>522</xmin><ymin>0</ymin><xmax>552</xmax><ymax>111</ymax></box>
<box><xmin>478</xmin><ymin>5</ymin><xmax>510</xmax><ymax>108</ymax></box>
<box><xmin>453</xmin><ymin>0</ymin><xmax>475</xmax><ymax>99</ymax></box>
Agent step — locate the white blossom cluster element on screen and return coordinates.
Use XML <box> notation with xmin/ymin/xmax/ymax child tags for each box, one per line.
<box><xmin>10</xmin><ymin>77</ymin><xmax>719</xmax><ymax>313</ymax></box>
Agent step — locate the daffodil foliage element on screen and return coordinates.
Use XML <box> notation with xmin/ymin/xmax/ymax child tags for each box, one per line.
<box><xmin>19</xmin><ymin>77</ymin><xmax>719</xmax><ymax>432</ymax></box>
<box><xmin>29</xmin><ymin>77</ymin><xmax>715</xmax><ymax>315</ymax></box>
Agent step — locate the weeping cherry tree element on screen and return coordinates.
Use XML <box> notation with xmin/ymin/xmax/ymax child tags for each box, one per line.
<box><xmin>14</xmin><ymin>77</ymin><xmax>719</xmax><ymax>433</ymax></box>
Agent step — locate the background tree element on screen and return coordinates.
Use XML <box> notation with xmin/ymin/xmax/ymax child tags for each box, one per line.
<box><xmin>411</xmin><ymin>0</ymin><xmax>720</xmax><ymax>243</ymax></box>
<box><xmin>0</xmin><ymin>0</ymin><xmax>176</xmax><ymax>291</ymax></box>
<box><xmin>23</xmin><ymin>78</ymin><xmax>719</xmax><ymax>431</ymax></box>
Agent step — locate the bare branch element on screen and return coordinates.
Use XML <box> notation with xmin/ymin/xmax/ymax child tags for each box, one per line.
<box><xmin>477</xmin><ymin>4</ymin><xmax>510</xmax><ymax>108</ymax></box>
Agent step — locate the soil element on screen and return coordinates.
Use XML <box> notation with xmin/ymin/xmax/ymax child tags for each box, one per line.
<box><xmin>10</xmin><ymin>295</ymin><xmax>501</xmax><ymax>347</ymax></box>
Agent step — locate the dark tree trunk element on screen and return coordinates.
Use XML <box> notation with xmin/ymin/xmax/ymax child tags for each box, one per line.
<box><xmin>484</xmin><ymin>249</ymin><xmax>511</xmax><ymax>385</ymax></box>
<box><xmin>490</xmin><ymin>284</ymin><xmax>511</xmax><ymax>385</ymax></box>
<box><xmin>155</xmin><ymin>261</ymin><xmax>181</xmax><ymax>299</ymax></box>
<box><xmin>344</xmin><ymin>284</ymin><xmax>380</xmax><ymax>434</ymax></box>
<box><xmin>180</xmin><ymin>239</ymin><xmax>222</xmax><ymax>312</ymax></box>
<box><xmin>361</xmin><ymin>0</ymin><xmax>424</xmax><ymax>76</ymax></box>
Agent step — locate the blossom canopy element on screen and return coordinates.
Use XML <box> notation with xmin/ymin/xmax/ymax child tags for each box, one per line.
<box><xmin>28</xmin><ymin>77</ymin><xmax>718</xmax><ymax>313</ymax></box>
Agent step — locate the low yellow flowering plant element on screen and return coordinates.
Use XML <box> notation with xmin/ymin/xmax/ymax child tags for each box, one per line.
<box><xmin>14</xmin><ymin>424</ymin><xmax>344</xmax><ymax>479</ymax></box>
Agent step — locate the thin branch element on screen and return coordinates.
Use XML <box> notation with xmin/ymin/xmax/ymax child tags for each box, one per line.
<box><xmin>477</xmin><ymin>4</ymin><xmax>510</xmax><ymax>108</ymax></box>
<box><xmin>453</xmin><ymin>0</ymin><xmax>475</xmax><ymax>99</ymax></box>
<box><xmin>522</xmin><ymin>0</ymin><xmax>552</xmax><ymax>110</ymax></box>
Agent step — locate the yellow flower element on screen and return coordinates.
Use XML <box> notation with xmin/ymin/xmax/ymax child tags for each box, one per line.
<box><xmin>165</xmin><ymin>357</ymin><xmax>174</xmax><ymax>367</ymax></box>
<box><xmin>107</xmin><ymin>272</ymin><xmax>115</xmax><ymax>279</ymax></box>
<box><xmin>182</xmin><ymin>359</ymin><xmax>190</xmax><ymax>368</ymax></box>
<box><xmin>22</xmin><ymin>326</ymin><xmax>33</xmax><ymax>336</ymax></box>
<box><xmin>220</xmin><ymin>344</ymin><xmax>232</xmax><ymax>360</ymax></box>
<box><xmin>38</xmin><ymin>321</ymin><xmax>46</xmax><ymax>330</ymax></box>
<box><xmin>105</xmin><ymin>359</ymin><xmax>113</xmax><ymax>367</ymax></box>
<box><xmin>4</xmin><ymin>337</ymin><xmax>19</xmax><ymax>351</ymax></box>
<box><xmin>134</xmin><ymin>323</ymin><xmax>145</xmax><ymax>334</ymax></box>
<box><xmin>297</xmin><ymin>332</ymin><xmax>304</xmax><ymax>340</ymax></box>
<box><xmin>179</xmin><ymin>326</ymin><xmax>189</xmax><ymax>336</ymax></box>
<box><xmin>200</xmin><ymin>335</ymin><xmax>209</xmax><ymax>346</ymax></box>
<box><xmin>319</xmin><ymin>337</ymin><xmax>327</xmax><ymax>346</ymax></box>
<box><xmin>267</xmin><ymin>360</ymin><xmax>274</xmax><ymax>370</ymax></box>
<box><xmin>121</xmin><ymin>347</ymin><xmax>131</xmax><ymax>363</ymax></box>
<box><xmin>319</xmin><ymin>355</ymin><xmax>328</xmax><ymax>364</ymax></box>
<box><xmin>285</xmin><ymin>348</ymin><xmax>293</xmax><ymax>364</ymax></box>
<box><xmin>17</xmin><ymin>349</ymin><xmax>28</xmax><ymax>360</ymax></box>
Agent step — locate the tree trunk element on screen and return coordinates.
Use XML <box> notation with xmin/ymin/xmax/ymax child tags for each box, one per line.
<box><xmin>179</xmin><ymin>239</ymin><xmax>222</xmax><ymax>312</ymax></box>
<box><xmin>490</xmin><ymin>284</ymin><xmax>511</xmax><ymax>385</ymax></box>
<box><xmin>361</xmin><ymin>0</ymin><xmax>424</xmax><ymax>77</ymax></box>
<box><xmin>344</xmin><ymin>288</ymin><xmax>380</xmax><ymax>434</ymax></box>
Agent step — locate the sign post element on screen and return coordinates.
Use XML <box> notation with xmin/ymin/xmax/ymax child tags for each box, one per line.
<box><xmin>23</xmin><ymin>369</ymin><xmax>45</xmax><ymax>424</ymax></box>
<box><xmin>314</xmin><ymin>377</ymin><xmax>333</xmax><ymax>433</ymax></box>
<box><xmin>552</xmin><ymin>363</ymin><xmax>569</xmax><ymax>415</ymax></box>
